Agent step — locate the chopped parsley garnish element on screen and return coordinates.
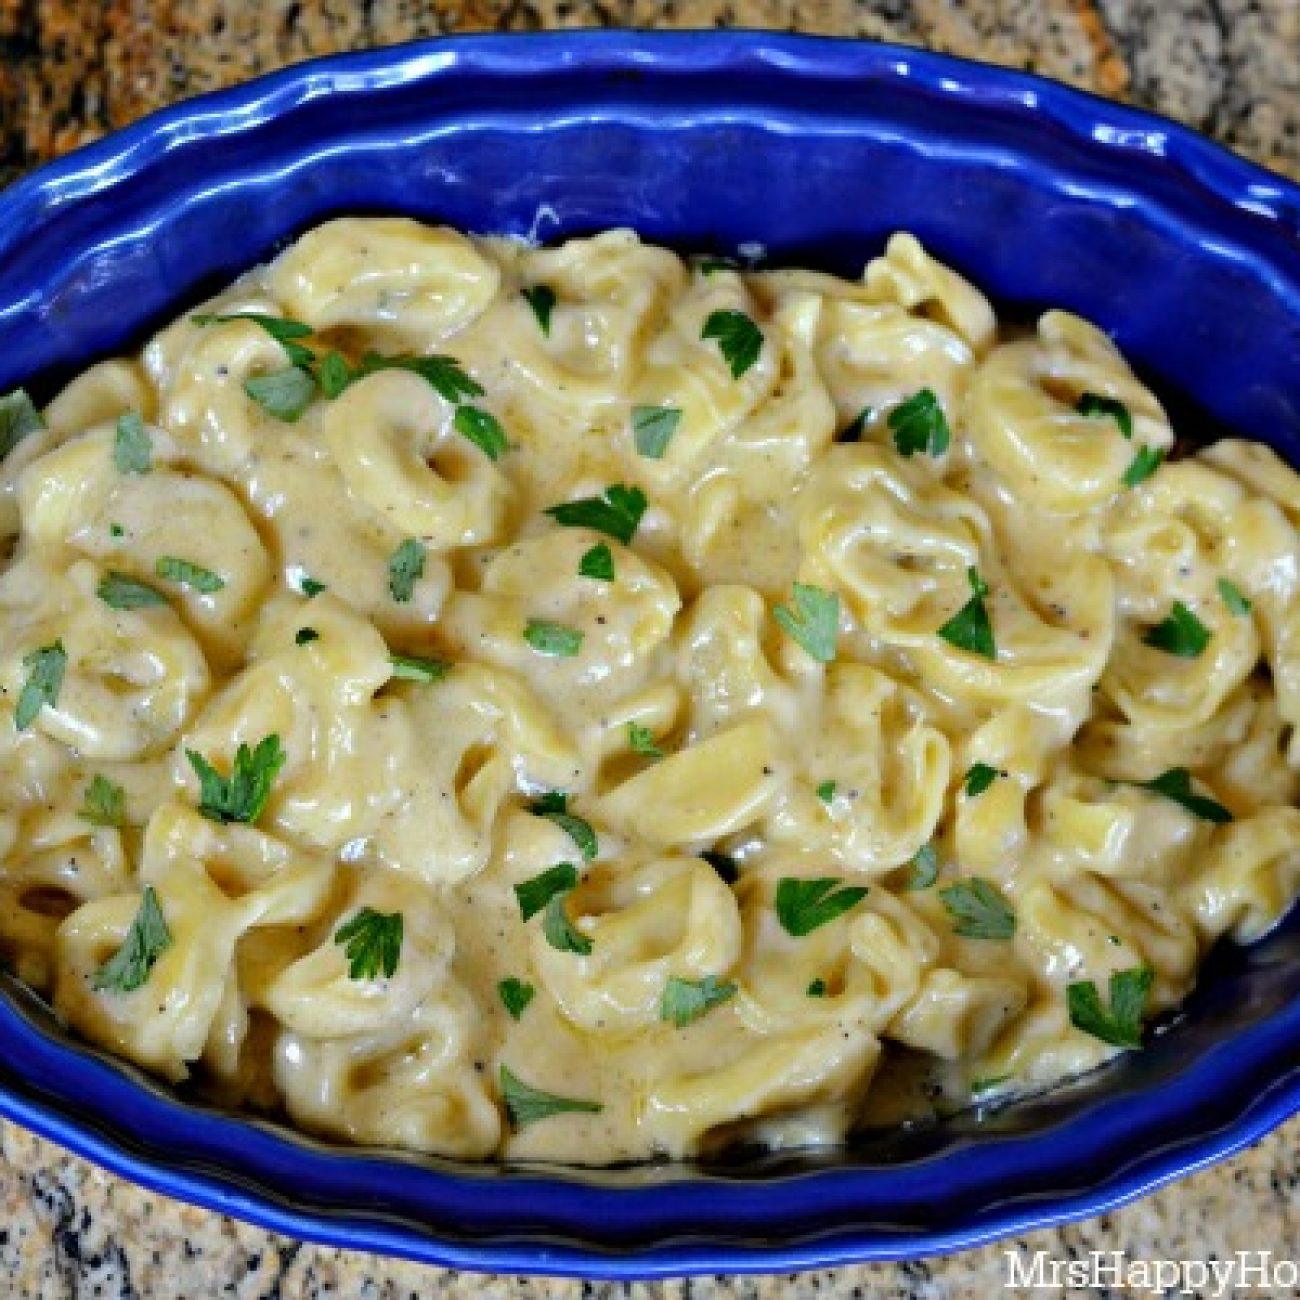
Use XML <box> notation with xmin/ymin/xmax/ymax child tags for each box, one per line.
<box><xmin>806</xmin><ymin>978</ymin><xmax>828</xmax><ymax>997</ymax></box>
<box><xmin>528</xmin><ymin>792</ymin><xmax>598</xmax><ymax>862</ymax></box>
<box><xmin>80</xmin><ymin>774</ymin><xmax>126</xmax><ymax>828</ymax></box>
<box><xmin>631</xmin><ymin>405</ymin><xmax>682</xmax><ymax>460</ymax></box>
<box><xmin>244</xmin><ymin>366</ymin><xmax>318</xmax><ymax>422</ymax></box>
<box><xmin>498</xmin><ymin>977</ymin><xmax>536</xmax><ymax>1021</ymax></box>
<box><xmin>186</xmin><ymin>735</ymin><xmax>285</xmax><ymax>826</ymax></box>
<box><xmin>500</xmin><ymin>1064</ymin><xmax>602</xmax><ymax>1129</ymax></box>
<box><xmin>0</xmin><ymin>389</ymin><xmax>44</xmax><ymax>461</ymax></box>
<box><xmin>333</xmin><ymin>907</ymin><xmax>403</xmax><ymax>981</ymax></box>
<box><xmin>938</xmin><ymin>567</ymin><xmax>996</xmax><ymax>659</ymax></box>
<box><xmin>1075</xmin><ymin>392</ymin><xmax>1133</xmax><ymax>439</ymax></box>
<box><xmin>971</xmin><ymin>1073</ymin><xmax>1012</xmax><ymax>1095</ymax></box>
<box><xmin>544</xmin><ymin>891</ymin><xmax>592</xmax><ymax>954</ymax></box>
<box><xmin>578</xmin><ymin>542</ymin><xmax>615</xmax><ymax>582</ymax></box>
<box><xmin>514</xmin><ymin>862</ymin><xmax>580</xmax><ymax>922</ymax></box>
<box><xmin>963</xmin><ymin>762</ymin><xmax>1000</xmax><ymax>797</ymax></box>
<box><xmin>524</xmin><ymin>619</ymin><xmax>583</xmax><ymax>657</ymax></box>
<box><xmin>191</xmin><ymin>311</ymin><xmax>315</xmax><ymax>367</ymax></box>
<box><xmin>1143</xmin><ymin>601</ymin><xmax>1210</xmax><ymax>658</ymax></box>
<box><xmin>1133</xmin><ymin>768</ymin><xmax>1233</xmax><ymax>823</ymax></box>
<box><xmin>775</xmin><ymin>877</ymin><xmax>869</xmax><ymax>937</ymax></box>
<box><xmin>1218</xmin><ymin>578</ymin><xmax>1252</xmax><ymax>618</ymax></box>
<box><xmin>387</xmin><ymin>539</ymin><xmax>426</xmax><ymax>603</ymax></box>
<box><xmin>1122</xmin><ymin>446</ymin><xmax>1164</xmax><ymax>488</ymax></box>
<box><xmin>661</xmin><ymin>974</ymin><xmax>737</xmax><ymax>1027</ymax></box>
<box><xmin>97</xmin><ymin>572</ymin><xmax>168</xmax><ymax>611</ymax></box>
<box><xmin>905</xmin><ymin>844</ymin><xmax>939</xmax><ymax>890</ymax></box>
<box><xmin>453</xmin><ymin>405</ymin><xmax>509</xmax><ymax>461</ymax></box>
<box><xmin>816</xmin><ymin>780</ymin><xmax>837</xmax><ymax>805</ymax></box>
<box><xmin>889</xmin><ymin>389</ymin><xmax>951</xmax><ymax>458</ymax></box>
<box><xmin>700</xmin><ymin>850</ymin><xmax>738</xmax><ymax>884</ymax></box>
<box><xmin>940</xmin><ymin>878</ymin><xmax>1016</xmax><ymax>940</ymax></box>
<box><xmin>388</xmin><ymin>652</ymin><xmax>449</xmax><ymax>683</ymax></box>
<box><xmin>92</xmin><ymin>885</ymin><xmax>171</xmax><ymax>994</ymax></box>
<box><xmin>155</xmin><ymin>556</ymin><xmax>225</xmax><ymax>594</ymax></box>
<box><xmin>773</xmin><ymin>582</ymin><xmax>839</xmax><ymax>663</ymax></box>
<box><xmin>523</xmin><ymin>285</ymin><xmax>557</xmax><ymax>335</ymax></box>
<box><xmin>696</xmin><ymin>256</ymin><xmax>739</xmax><ymax>275</ymax></box>
<box><xmin>114</xmin><ymin>412</ymin><xmax>151</xmax><ymax>474</ymax></box>
<box><xmin>295</xmin><ymin>627</ymin><xmax>319</xmax><ymax>646</ymax></box>
<box><xmin>299</xmin><ymin>574</ymin><xmax>327</xmax><ymax>598</ymax></box>
<box><xmin>838</xmin><ymin>406</ymin><xmax>872</xmax><ymax>443</ymax></box>
<box><xmin>15</xmin><ymin>641</ymin><xmax>66</xmax><ymax>732</ymax></box>
<box><xmin>318</xmin><ymin>350</ymin><xmax>352</xmax><ymax>399</ymax></box>
<box><xmin>1067</xmin><ymin>965</ymin><xmax>1153</xmax><ymax>1049</ymax></box>
<box><xmin>545</xmin><ymin>484</ymin><xmax>647</xmax><ymax>545</ymax></box>
<box><xmin>627</xmin><ymin>722</ymin><xmax>664</xmax><ymax>758</ymax></box>
<box><xmin>109</xmin><ymin>524</ymin><xmax>125</xmax><ymax>538</ymax></box>
<box><xmin>348</xmin><ymin>352</ymin><xmax>485</xmax><ymax>404</ymax></box>
<box><xmin>701</xmin><ymin>309</ymin><xmax>763</xmax><ymax>379</ymax></box>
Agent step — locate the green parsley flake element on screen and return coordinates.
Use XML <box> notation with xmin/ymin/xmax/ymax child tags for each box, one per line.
<box><xmin>631</xmin><ymin>405</ymin><xmax>682</xmax><ymax>459</ymax></box>
<box><xmin>964</xmin><ymin>762</ymin><xmax>1000</xmax><ymax>797</ymax></box>
<box><xmin>523</xmin><ymin>285</ymin><xmax>557</xmax><ymax>335</ymax></box>
<box><xmin>0</xmin><ymin>389</ymin><xmax>45</xmax><ymax>461</ymax></box>
<box><xmin>696</xmin><ymin>256</ymin><xmax>739</xmax><ymax>276</ymax></box>
<box><xmin>545</xmin><ymin>484</ymin><xmax>647</xmax><ymax>545</ymax></box>
<box><xmin>543</xmin><ymin>890</ymin><xmax>592</xmax><ymax>955</ymax></box>
<box><xmin>889</xmin><ymin>389</ymin><xmax>951</xmax><ymax>458</ymax></box>
<box><xmin>351</xmin><ymin>351</ymin><xmax>484</xmax><ymax>404</ymax></box>
<box><xmin>971</xmin><ymin>1073</ymin><xmax>1012</xmax><ymax>1096</ymax></box>
<box><xmin>97</xmin><ymin>572</ymin><xmax>168</xmax><ymax>611</ymax></box>
<box><xmin>1075</xmin><ymin>392</ymin><xmax>1133</xmax><ymax>439</ymax></box>
<box><xmin>578</xmin><ymin>542</ymin><xmax>615</xmax><ymax>582</ymax></box>
<box><xmin>1134</xmin><ymin>768</ymin><xmax>1232</xmax><ymax>823</ymax></box>
<box><xmin>500</xmin><ymin>1064</ymin><xmax>602</xmax><ymax>1130</ymax></box>
<box><xmin>905</xmin><ymin>844</ymin><xmax>939</xmax><ymax>890</ymax></box>
<box><xmin>1123</xmin><ymin>446</ymin><xmax>1164</xmax><ymax>488</ymax></box>
<box><xmin>1218</xmin><ymin>578</ymin><xmax>1252</xmax><ymax>617</ymax></box>
<box><xmin>816</xmin><ymin>780</ymin><xmax>837</xmax><ymax>805</ymax></box>
<box><xmin>15</xmin><ymin>641</ymin><xmax>66</xmax><ymax>732</ymax></box>
<box><xmin>80</xmin><ymin>774</ymin><xmax>126</xmax><ymax>828</ymax></box>
<box><xmin>775</xmin><ymin>877</ymin><xmax>869</xmax><ymax>937</ymax></box>
<box><xmin>318</xmin><ymin>350</ymin><xmax>352</xmax><ymax>399</ymax></box>
<box><xmin>333</xmin><ymin>907</ymin><xmax>403</xmax><ymax>981</ymax></box>
<box><xmin>388</xmin><ymin>539</ymin><xmax>426</xmax><ymax>603</ymax></box>
<box><xmin>528</xmin><ymin>792</ymin><xmax>598</xmax><ymax>862</ymax></box>
<box><xmin>661</xmin><ymin>974</ymin><xmax>737</xmax><ymax>1027</ymax></box>
<box><xmin>806</xmin><ymin>978</ymin><xmax>829</xmax><ymax>997</ymax></box>
<box><xmin>514</xmin><ymin>862</ymin><xmax>580</xmax><ymax>922</ymax></box>
<box><xmin>627</xmin><ymin>722</ymin><xmax>664</xmax><ymax>758</ymax></box>
<box><xmin>389</xmin><ymin>652</ymin><xmax>450</xmax><ymax>683</ymax></box>
<box><xmin>155</xmin><ymin>556</ymin><xmax>225</xmax><ymax>594</ymax></box>
<box><xmin>299</xmin><ymin>575</ymin><xmax>327</xmax><ymax>598</ymax></box>
<box><xmin>245</xmin><ymin>366</ymin><xmax>318</xmax><ymax>422</ymax></box>
<box><xmin>498</xmin><ymin>977</ymin><xmax>536</xmax><ymax>1021</ymax></box>
<box><xmin>938</xmin><ymin>567</ymin><xmax>996</xmax><ymax>659</ymax></box>
<box><xmin>773</xmin><ymin>582</ymin><xmax>839</xmax><ymax>663</ymax></box>
<box><xmin>453</xmin><ymin>405</ymin><xmax>509</xmax><ymax>461</ymax></box>
<box><xmin>92</xmin><ymin>885</ymin><xmax>172</xmax><ymax>993</ymax></box>
<box><xmin>295</xmin><ymin>627</ymin><xmax>320</xmax><ymax>646</ymax></box>
<box><xmin>940</xmin><ymin>878</ymin><xmax>1016</xmax><ymax>941</ymax></box>
<box><xmin>192</xmin><ymin>311</ymin><xmax>316</xmax><ymax>367</ymax></box>
<box><xmin>186</xmin><ymin>735</ymin><xmax>285</xmax><ymax>826</ymax></box>
<box><xmin>1143</xmin><ymin>601</ymin><xmax>1210</xmax><ymax>658</ymax></box>
<box><xmin>1067</xmin><ymin>965</ymin><xmax>1153</xmax><ymax>1049</ymax></box>
<box><xmin>701</xmin><ymin>309</ymin><xmax>764</xmax><ymax>379</ymax></box>
<box><xmin>524</xmin><ymin>619</ymin><xmax>583</xmax><ymax>657</ymax></box>
<box><xmin>114</xmin><ymin>412</ymin><xmax>152</xmax><ymax>474</ymax></box>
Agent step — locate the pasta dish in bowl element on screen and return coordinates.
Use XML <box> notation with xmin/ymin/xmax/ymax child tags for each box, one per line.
<box><xmin>2</xmin><ymin>216</ymin><xmax>1298</xmax><ymax>1165</ymax></box>
<box><xmin>0</xmin><ymin>30</ymin><xmax>1297</xmax><ymax>1274</ymax></box>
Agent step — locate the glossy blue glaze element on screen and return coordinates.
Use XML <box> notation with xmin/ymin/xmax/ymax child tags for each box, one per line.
<box><xmin>0</xmin><ymin>32</ymin><xmax>1298</xmax><ymax>1278</ymax></box>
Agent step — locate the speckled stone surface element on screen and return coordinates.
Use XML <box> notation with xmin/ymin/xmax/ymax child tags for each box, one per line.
<box><xmin>1</xmin><ymin>2</ymin><xmax>1299</xmax><ymax>1296</ymax></box>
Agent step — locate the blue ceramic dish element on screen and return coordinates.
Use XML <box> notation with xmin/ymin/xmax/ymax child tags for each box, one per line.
<box><xmin>1</xmin><ymin>32</ymin><xmax>1299</xmax><ymax>1279</ymax></box>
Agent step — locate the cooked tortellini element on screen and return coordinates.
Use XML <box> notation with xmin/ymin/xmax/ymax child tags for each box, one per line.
<box><xmin>1</xmin><ymin>219</ymin><xmax>1297</xmax><ymax>1164</ymax></box>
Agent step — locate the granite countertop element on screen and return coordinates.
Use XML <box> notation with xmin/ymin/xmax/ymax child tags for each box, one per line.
<box><xmin>1</xmin><ymin>2</ymin><xmax>1298</xmax><ymax>1296</ymax></box>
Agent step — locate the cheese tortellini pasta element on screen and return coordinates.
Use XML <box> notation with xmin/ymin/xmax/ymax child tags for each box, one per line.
<box><xmin>1</xmin><ymin>219</ymin><xmax>1297</xmax><ymax>1164</ymax></box>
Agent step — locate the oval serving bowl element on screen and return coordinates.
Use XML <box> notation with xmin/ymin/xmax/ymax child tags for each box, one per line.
<box><xmin>1</xmin><ymin>32</ymin><xmax>1299</xmax><ymax>1279</ymax></box>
